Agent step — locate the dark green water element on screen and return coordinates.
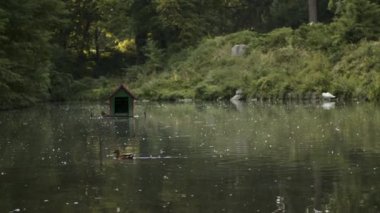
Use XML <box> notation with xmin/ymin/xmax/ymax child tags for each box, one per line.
<box><xmin>0</xmin><ymin>102</ymin><xmax>380</xmax><ymax>213</ymax></box>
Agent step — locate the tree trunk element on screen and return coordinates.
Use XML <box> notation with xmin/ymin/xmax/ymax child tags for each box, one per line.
<box><xmin>94</xmin><ymin>26</ymin><xmax>100</xmax><ymax>63</ymax></box>
<box><xmin>308</xmin><ymin>0</ymin><xmax>318</xmax><ymax>23</ymax></box>
<box><xmin>135</xmin><ymin>32</ymin><xmax>148</xmax><ymax>64</ymax></box>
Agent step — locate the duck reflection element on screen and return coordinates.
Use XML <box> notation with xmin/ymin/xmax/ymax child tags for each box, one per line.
<box><xmin>321</xmin><ymin>102</ymin><xmax>335</xmax><ymax>110</ymax></box>
<box><xmin>230</xmin><ymin>89</ymin><xmax>245</xmax><ymax>111</ymax></box>
<box><xmin>114</xmin><ymin>118</ymin><xmax>136</xmax><ymax>137</ymax></box>
<box><xmin>272</xmin><ymin>196</ymin><xmax>285</xmax><ymax>213</ymax></box>
<box><xmin>230</xmin><ymin>99</ymin><xmax>244</xmax><ymax>112</ymax></box>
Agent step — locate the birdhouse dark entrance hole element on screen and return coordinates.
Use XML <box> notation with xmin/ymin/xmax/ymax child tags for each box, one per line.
<box><xmin>114</xmin><ymin>97</ymin><xmax>129</xmax><ymax>114</ymax></box>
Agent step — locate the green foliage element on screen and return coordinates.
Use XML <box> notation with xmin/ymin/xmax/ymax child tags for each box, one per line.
<box><xmin>262</xmin><ymin>27</ymin><xmax>293</xmax><ymax>49</ymax></box>
<box><xmin>268</xmin><ymin>0</ymin><xmax>308</xmax><ymax>28</ymax></box>
<box><xmin>268</xmin><ymin>0</ymin><xmax>333</xmax><ymax>29</ymax></box>
<box><xmin>135</xmin><ymin>73</ymin><xmax>194</xmax><ymax>101</ymax></box>
<box><xmin>0</xmin><ymin>0</ymin><xmax>379</xmax><ymax>108</ymax></box>
<box><xmin>156</xmin><ymin>0</ymin><xmax>206</xmax><ymax>46</ymax></box>
<box><xmin>49</xmin><ymin>71</ymin><xmax>74</xmax><ymax>101</ymax></box>
<box><xmin>132</xmin><ymin>28</ymin><xmax>380</xmax><ymax>101</ymax></box>
<box><xmin>331</xmin><ymin>0</ymin><xmax>380</xmax><ymax>42</ymax></box>
<box><xmin>331</xmin><ymin>41</ymin><xmax>380</xmax><ymax>100</ymax></box>
<box><xmin>293</xmin><ymin>24</ymin><xmax>333</xmax><ymax>50</ymax></box>
<box><xmin>0</xmin><ymin>0</ymin><xmax>65</xmax><ymax>109</ymax></box>
<box><xmin>68</xmin><ymin>77</ymin><xmax>116</xmax><ymax>101</ymax></box>
<box><xmin>53</xmin><ymin>0</ymin><xmax>132</xmax><ymax>78</ymax></box>
<box><xmin>143</xmin><ymin>39</ymin><xmax>165</xmax><ymax>73</ymax></box>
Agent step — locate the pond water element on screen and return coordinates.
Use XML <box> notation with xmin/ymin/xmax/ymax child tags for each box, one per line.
<box><xmin>0</xmin><ymin>101</ymin><xmax>380</xmax><ymax>213</ymax></box>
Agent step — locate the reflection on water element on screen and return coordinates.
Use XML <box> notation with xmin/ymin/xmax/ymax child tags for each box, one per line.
<box><xmin>230</xmin><ymin>99</ymin><xmax>244</xmax><ymax>112</ymax></box>
<box><xmin>1</xmin><ymin>102</ymin><xmax>380</xmax><ymax>212</ymax></box>
<box><xmin>321</xmin><ymin>102</ymin><xmax>335</xmax><ymax>110</ymax></box>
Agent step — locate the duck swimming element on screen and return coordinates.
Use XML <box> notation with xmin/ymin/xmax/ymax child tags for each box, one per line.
<box><xmin>114</xmin><ymin>149</ymin><xmax>134</xmax><ymax>160</ymax></box>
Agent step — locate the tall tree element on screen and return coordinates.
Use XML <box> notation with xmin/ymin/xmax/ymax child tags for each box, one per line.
<box><xmin>127</xmin><ymin>0</ymin><xmax>159</xmax><ymax>64</ymax></box>
<box><xmin>0</xmin><ymin>0</ymin><xmax>65</xmax><ymax>108</ymax></box>
<box><xmin>156</xmin><ymin>0</ymin><xmax>224</xmax><ymax>47</ymax></box>
<box><xmin>55</xmin><ymin>0</ymin><xmax>101</xmax><ymax>77</ymax></box>
<box><xmin>268</xmin><ymin>0</ymin><xmax>331</xmax><ymax>29</ymax></box>
<box><xmin>269</xmin><ymin>0</ymin><xmax>308</xmax><ymax>28</ymax></box>
<box><xmin>330</xmin><ymin>0</ymin><xmax>380</xmax><ymax>42</ymax></box>
<box><xmin>52</xmin><ymin>0</ymin><xmax>133</xmax><ymax>78</ymax></box>
<box><xmin>309</xmin><ymin>0</ymin><xmax>318</xmax><ymax>22</ymax></box>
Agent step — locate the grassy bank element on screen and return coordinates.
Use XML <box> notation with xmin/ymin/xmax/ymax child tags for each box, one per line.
<box><xmin>126</xmin><ymin>24</ymin><xmax>379</xmax><ymax>101</ymax></box>
<box><xmin>59</xmin><ymin>24</ymin><xmax>380</xmax><ymax>103</ymax></box>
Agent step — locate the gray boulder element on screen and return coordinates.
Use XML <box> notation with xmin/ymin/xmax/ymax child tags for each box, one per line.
<box><xmin>231</xmin><ymin>44</ymin><xmax>248</xmax><ymax>56</ymax></box>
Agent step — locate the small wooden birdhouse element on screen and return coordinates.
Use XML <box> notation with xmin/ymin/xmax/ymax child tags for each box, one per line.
<box><xmin>109</xmin><ymin>84</ymin><xmax>137</xmax><ymax>117</ymax></box>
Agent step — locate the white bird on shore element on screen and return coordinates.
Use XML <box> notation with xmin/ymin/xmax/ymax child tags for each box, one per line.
<box><xmin>322</xmin><ymin>92</ymin><xmax>335</xmax><ymax>99</ymax></box>
<box><xmin>230</xmin><ymin>89</ymin><xmax>243</xmax><ymax>101</ymax></box>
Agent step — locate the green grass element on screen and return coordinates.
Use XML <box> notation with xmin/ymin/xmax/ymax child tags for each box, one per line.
<box><xmin>66</xmin><ymin>24</ymin><xmax>379</xmax><ymax>102</ymax></box>
<box><xmin>126</xmin><ymin>25</ymin><xmax>380</xmax><ymax>101</ymax></box>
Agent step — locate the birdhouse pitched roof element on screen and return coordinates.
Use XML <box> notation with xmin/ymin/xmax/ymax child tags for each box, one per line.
<box><xmin>109</xmin><ymin>84</ymin><xmax>137</xmax><ymax>100</ymax></box>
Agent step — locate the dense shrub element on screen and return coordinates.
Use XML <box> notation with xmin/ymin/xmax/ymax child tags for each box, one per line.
<box><xmin>67</xmin><ymin>27</ymin><xmax>379</xmax><ymax>102</ymax></box>
<box><xmin>129</xmin><ymin>28</ymin><xmax>379</xmax><ymax>101</ymax></box>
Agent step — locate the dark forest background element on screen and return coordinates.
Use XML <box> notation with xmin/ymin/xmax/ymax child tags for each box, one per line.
<box><xmin>0</xmin><ymin>0</ymin><xmax>379</xmax><ymax>108</ymax></box>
